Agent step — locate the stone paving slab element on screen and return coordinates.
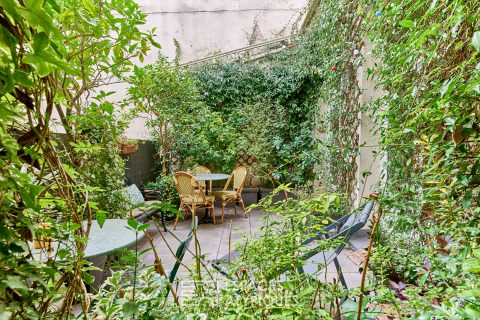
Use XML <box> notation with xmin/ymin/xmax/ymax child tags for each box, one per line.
<box><xmin>137</xmin><ymin>206</ymin><xmax>370</xmax><ymax>289</ymax></box>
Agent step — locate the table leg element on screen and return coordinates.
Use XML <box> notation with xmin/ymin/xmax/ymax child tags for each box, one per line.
<box><xmin>87</xmin><ymin>255</ymin><xmax>107</xmax><ymax>292</ymax></box>
<box><xmin>199</xmin><ymin>180</ymin><xmax>213</xmax><ymax>224</ymax></box>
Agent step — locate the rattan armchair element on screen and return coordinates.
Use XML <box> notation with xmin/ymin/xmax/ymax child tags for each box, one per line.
<box><xmin>213</xmin><ymin>166</ymin><xmax>247</xmax><ymax>223</ymax></box>
<box><xmin>173</xmin><ymin>172</ymin><xmax>215</xmax><ymax>229</ymax></box>
<box><xmin>190</xmin><ymin>165</ymin><xmax>212</xmax><ymax>193</ymax></box>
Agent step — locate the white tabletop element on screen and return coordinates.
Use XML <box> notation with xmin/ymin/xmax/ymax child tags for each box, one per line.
<box><xmin>194</xmin><ymin>173</ymin><xmax>230</xmax><ymax>181</ymax></box>
<box><xmin>31</xmin><ymin>219</ymin><xmax>144</xmax><ymax>260</ymax></box>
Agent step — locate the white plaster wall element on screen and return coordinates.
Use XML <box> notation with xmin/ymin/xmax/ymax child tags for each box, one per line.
<box><xmin>138</xmin><ymin>0</ymin><xmax>306</xmax><ymax>63</ymax></box>
<box><xmin>356</xmin><ymin>38</ymin><xmax>383</xmax><ymax>204</ymax></box>
<box><xmin>120</xmin><ymin>0</ymin><xmax>307</xmax><ymax>139</ymax></box>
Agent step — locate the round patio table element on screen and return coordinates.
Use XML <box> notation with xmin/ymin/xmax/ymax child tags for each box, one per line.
<box><xmin>193</xmin><ymin>173</ymin><xmax>230</xmax><ymax>223</ymax></box>
<box><xmin>31</xmin><ymin>219</ymin><xmax>144</xmax><ymax>289</ymax></box>
<box><xmin>193</xmin><ymin>173</ymin><xmax>230</xmax><ymax>184</ymax></box>
<box><xmin>84</xmin><ymin>219</ymin><xmax>144</xmax><ymax>259</ymax></box>
<box><xmin>84</xmin><ymin>219</ymin><xmax>145</xmax><ymax>289</ymax></box>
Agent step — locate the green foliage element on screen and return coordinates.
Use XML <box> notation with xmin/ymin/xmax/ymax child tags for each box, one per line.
<box><xmin>89</xmin><ymin>187</ymin><xmax>350</xmax><ymax>319</ymax></box>
<box><xmin>0</xmin><ymin>0</ymin><xmax>157</xmax><ymax>316</ymax></box>
<box><xmin>90</xmin><ymin>267</ymin><xmax>175</xmax><ymax>319</ymax></box>
<box><xmin>128</xmin><ymin>56</ymin><xmax>207</xmax><ymax>175</ymax></box>
<box><xmin>193</xmin><ymin>50</ymin><xmax>322</xmax><ymax>185</ymax></box>
<box><xmin>361</xmin><ymin>0</ymin><xmax>480</xmax><ymax>317</ymax></box>
<box><xmin>144</xmin><ymin>175</ymin><xmax>179</xmax><ymax>206</ymax></box>
<box><xmin>71</xmin><ymin>97</ymin><xmax>131</xmax><ymax>218</ymax></box>
<box><xmin>178</xmin><ymin>187</ymin><xmax>346</xmax><ymax>319</ymax></box>
<box><xmin>300</xmin><ymin>0</ymin><xmax>364</xmax><ymax>202</ymax></box>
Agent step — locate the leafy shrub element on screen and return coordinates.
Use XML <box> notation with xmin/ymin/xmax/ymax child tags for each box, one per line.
<box><xmin>0</xmin><ymin>0</ymin><xmax>158</xmax><ymax>316</ymax></box>
<box><xmin>361</xmin><ymin>0</ymin><xmax>480</xmax><ymax>317</ymax></box>
<box><xmin>193</xmin><ymin>58</ymin><xmax>322</xmax><ymax>185</ymax></box>
<box><xmin>90</xmin><ymin>267</ymin><xmax>175</xmax><ymax>319</ymax></box>
<box><xmin>90</xmin><ymin>187</ymin><xmax>352</xmax><ymax>319</ymax></box>
<box><xmin>143</xmin><ymin>175</ymin><xmax>179</xmax><ymax>207</ymax></box>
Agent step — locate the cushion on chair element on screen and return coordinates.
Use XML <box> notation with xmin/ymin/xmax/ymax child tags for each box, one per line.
<box><xmin>130</xmin><ymin>200</ymin><xmax>158</xmax><ymax>218</ymax></box>
<box><xmin>124</xmin><ymin>184</ymin><xmax>145</xmax><ymax>207</ymax></box>
<box><xmin>212</xmin><ymin>190</ymin><xmax>237</xmax><ymax>199</ymax></box>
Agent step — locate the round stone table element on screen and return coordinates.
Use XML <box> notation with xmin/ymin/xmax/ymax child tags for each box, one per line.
<box><xmin>84</xmin><ymin>219</ymin><xmax>144</xmax><ymax>259</ymax></box>
<box><xmin>193</xmin><ymin>173</ymin><xmax>230</xmax><ymax>183</ymax></box>
<box><xmin>31</xmin><ymin>219</ymin><xmax>144</xmax><ymax>290</ymax></box>
<box><xmin>85</xmin><ymin>219</ymin><xmax>145</xmax><ymax>290</ymax></box>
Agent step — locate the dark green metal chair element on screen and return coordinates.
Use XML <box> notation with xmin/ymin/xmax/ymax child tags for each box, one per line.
<box><xmin>212</xmin><ymin>201</ymin><xmax>375</xmax><ymax>290</ymax></box>
<box><xmin>166</xmin><ymin>217</ymin><xmax>197</xmax><ymax>297</ymax></box>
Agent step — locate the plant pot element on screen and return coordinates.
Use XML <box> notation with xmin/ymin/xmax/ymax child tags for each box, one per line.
<box><xmin>143</xmin><ymin>189</ymin><xmax>160</xmax><ymax>200</ymax></box>
<box><xmin>120</xmin><ymin>143</ymin><xmax>138</xmax><ymax>155</ymax></box>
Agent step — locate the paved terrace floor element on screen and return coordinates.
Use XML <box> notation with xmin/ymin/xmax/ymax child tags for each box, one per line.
<box><xmin>137</xmin><ymin>206</ymin><xmax>369</xmax><ymax>294</ymax></box>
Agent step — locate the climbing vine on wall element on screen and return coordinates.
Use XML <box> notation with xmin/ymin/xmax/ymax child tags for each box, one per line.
<box><xmin>363</xmin><ymin>0</ymin><xmax>480</xmax><ymax>318</ymax></box>
<box><xmin>191</xmin><ymin>0</ymin><xmax>365</xmax><ymax>192</ymax></box>
<box><xmin>302</xmin><ymin>0</ymin><xmax>365</xmax><ymax>203</ymax></box>
<box><xmin>193</xmin><ymin>56</ymin><xmax>321</xmax><ymax>186</ymax></box>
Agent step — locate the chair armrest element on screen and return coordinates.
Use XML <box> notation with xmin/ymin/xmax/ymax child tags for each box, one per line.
<box><xmin>212</xmin><ymin>250</ymin><xmax>240</xmax><ymax>277</ymax></box>
<box><xmin>324</xmin><ymin>214</ymin><xmax>351</xmax><ymax>231</ymax></box>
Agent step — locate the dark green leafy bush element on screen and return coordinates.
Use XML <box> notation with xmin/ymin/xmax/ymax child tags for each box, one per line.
<box><xmin>143</xmin><ymin>175</ymin><xmax>179</xmax><ymax>206</ymax></box>
<box><xmin>193</xmin><ymin>57</ymin><xmax>322</xmax><ymax>185</ymax></box>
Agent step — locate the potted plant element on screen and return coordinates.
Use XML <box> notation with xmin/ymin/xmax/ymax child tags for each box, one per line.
<box><xmin>143</xmin><ymin>175</ymin><xmax>180</xmax><ymax>221</ymax></box>
<box><xmin>119</xmin><ymin>137</ymin><xmax>138</xmax><ymax>155</ymax></box>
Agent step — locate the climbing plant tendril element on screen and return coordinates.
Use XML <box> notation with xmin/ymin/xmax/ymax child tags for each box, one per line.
<box><xmin>303</xmin><ymin>0</ymin><xmax>365</xmax><ymax>204</ymax></box>
<box><xmin>363</xmin><ymin>0</ymin><xmax>480</xmax><ymax>318</ymax></box>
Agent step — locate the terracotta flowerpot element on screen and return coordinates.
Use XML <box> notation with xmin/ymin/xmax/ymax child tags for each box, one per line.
<box><xmin>33</xmin><ymin>222</ymin><xmax>53</xmax><ymax>251</ymax></box>
<box><xmin>120</xmin><ymin>143</ymin><xmax>138</xmax><ymax>155</ymax></box>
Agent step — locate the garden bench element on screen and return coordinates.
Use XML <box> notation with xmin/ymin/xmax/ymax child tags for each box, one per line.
<box><xmin>212</xmin><ymin>200</ymin><xmax>375</xmax><ymax>290</ymax></box>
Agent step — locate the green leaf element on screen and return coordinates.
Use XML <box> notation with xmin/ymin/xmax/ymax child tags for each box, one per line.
<box><xmin>0</xmin><ymin>226</ymin><xmax>12</xmax><ymax>240</ymax></box>
<box><xmin>101</xmin><ymin>101</ymin><xmax>114</xmax><ymax>115</ymax></box>
<box><xmin>22</xmin><ymin>54</ymin><xmax>54</xmax><ymax>77</ymax></box>
<box><xmin>18</xmin><ymin>1</ymin><xmax>60</xmax><ymax>37</ymax></box>
<box><xmin>463</xmin><ymin>189</ymin><xmax>472</xmax><ymax>208</ymax></box>
<box><xmin>4</xmin><ymin>276</ymin><xmax>28</xmax><ymax>290</ymax></box>
<box><xmin>137</xmin><ymin>222</ymin><xmax>150</xmax><ymax>232</ymax></box>
<box><xmin>459</xmin><ymin>288</ymin><xmax>480</xmax><ymax>298</ymax></box>
<box><xmin>96</xmin><ymin>211</ymin><xmax>106</xmax><ymax>228</ymax></box>
<box><xmin>81</xmin><ymin>271</ymin><xmax>95</xmax><ymax>284</ymax></box>
<box><xmin>399</xmin><ymin>20</ymin><xmax>415</xmax><ymax>28</ymax></box>
<box><xmin>122</xmin><ymin>301</ymin><xmax>139</xmax><ymax>317</ymax></box>
<box><xmin>472</xmin><ymin>31</ymin><xmax>480</xmax><ymax>52</ymax></box>
<box><xmin>32</xmin><ymin>32</ymin><xmax>49</xmax><ymax>53</ymax></box>
<box><xmin>13</xmin><ymin>69</ymin><xmax>35</xmax><ymax>88</ymax></box>
<box><xmin>81</xmin><ymin>0</ymin><xmax>96</xmax><ymax>14</ymax></box>
<box><xmin>23</xmin><ymin>50</ymin><xmax>81</xmax><ymax>77</ymax></box>
<box><xmin>127</xmin><ymin>218</ymin><xmax>139</xmax><ymax>230</ymax></box>
<box><xmin>57</xmin><ymin>248</ymin><xmax>70</xmax><ymax>260</ymax></box>
<box><xmin>18</xmin><ymin>184</ymin><xmax>43</xmax><ymax>209</ymax></box>
<box><xmin>463</xmin><ymin>257</ymin><xmax>480</xmax><ymax>273</ymax></box>
<box><xmin>465</xmin><ymin>303</ymin><xmax>480</xmax><ymax>318</ymax></box>
<box><xmin>0</xmin><ymin>0</ymin><xmax>23</xmax><ymax>24</ymax></box>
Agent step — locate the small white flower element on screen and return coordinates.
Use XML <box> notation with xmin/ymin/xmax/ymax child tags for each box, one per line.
<box><xmin>353</xmin><ymin>49</ymin><xmax>359</xmax><ymax>55</ymax></box>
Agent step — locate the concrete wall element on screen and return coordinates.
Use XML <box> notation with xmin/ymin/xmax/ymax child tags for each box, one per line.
<box><xmin>119</xmin><ymin>0</ymin><xmax>307</xmax><ymax>139</ymax></box>
<box><xmin>137</xmin><ymin>0</ymin><xmax>306</xmax><ymax>64</ymax></box>
<box><xmin>355</xmin><ymin>38</ymin><xmax>383</xmax><ymax>204</ymax></box>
